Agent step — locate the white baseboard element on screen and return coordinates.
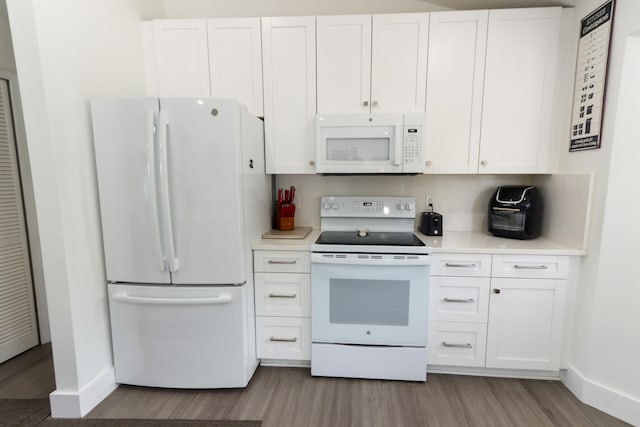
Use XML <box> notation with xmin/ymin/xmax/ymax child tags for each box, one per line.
<box><xmin>49</xmin><ymin>367</ymin><xmax>117</xmax><ymax>418</ymax></box>
<box><xmin>561</xmin><ymin>366</ymin><xmax>640</xmax><ymax>426</ymax></box>
<box><xmin>428</xmin><ymin>365</ymin><xmax>560</xmax><ymax>381</ymax></box>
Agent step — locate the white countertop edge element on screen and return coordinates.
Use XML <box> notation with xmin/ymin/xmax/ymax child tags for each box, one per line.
<box><xmin>252</xmin><ymin>229</ymin><xmax>321</xmax><ymax>251</ymax></box>
<box><xmin>252</xmin><ymin>229</ymin><xmax>586</xmax><ymax>256</ymax></box>
<box><xmin>416</xmin><ymin>231</ymin><xmax>587</xmax><ymax>256</ymax></box>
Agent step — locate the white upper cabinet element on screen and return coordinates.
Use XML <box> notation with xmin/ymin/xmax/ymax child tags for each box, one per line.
<box><xmin>479</xmin><ymin>7</ymin><xmax>561</xmax><ymax>173</ymax></box>
<box><xmin>262</xmin><ymin>17</ymin><xmax>317</xmax><ymax>174</ymax></box>
<box><xmin>145</xmin><ymin>19</ymin><xmax>264</xmax><ymax>115</ymax></box>
<box><xmin>151</xmin><ymin>20</ymin><xmax>211</xmax><ymax>97</ymax></box>
<box><xmin>317</xmin><ymin>13</ymin><xmax>428</xmax><ymax>114</ymax></box>
<box><xmin>425</xmin><ymin>10</ymin><xmax>488</xmax><ymax>174</ymax></box>
<box><xmin>424</xmin><ymin>7</ymin><xmax>561</xmax><ymax>174</ymax></box>
<box><xmin>207</xmin><ymin>18</ymin><xmax>264</xmax><ymax>116</ymax></box>
<box><xmin>317</xmin><ymin>15</ymin><xmax>371</xmax><ymax>114</ymax></box>
<box><xmin>371</xmin><ymin>13</ymin><xmax>429</xmax><ymax>114</ymax></box>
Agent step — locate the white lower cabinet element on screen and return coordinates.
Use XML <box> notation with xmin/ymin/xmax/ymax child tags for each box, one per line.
<box><xmin>253</xmin><ymin>250</ymin><xmax>311</xmax><ymax>362</ymax></box>
<box><xmin>428</xmin><ymin>253</ymin><xmax>569</xmax><ymax>374</ymax></box>
<box><xmin>428</xmin><ymin>322</ymin><xmax>487</xmax><ymax>367</ymax></box>
<box><xmin>256</xmin><ymin>317</ymin><xmax>311</xmax><ymax>361</ymax></box>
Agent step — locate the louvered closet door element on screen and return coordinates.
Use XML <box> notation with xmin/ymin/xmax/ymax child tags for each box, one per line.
<box><xmin>0</xmin><ymin>78</ymin><xmax>38</xmax><ymax>363</ymax></box>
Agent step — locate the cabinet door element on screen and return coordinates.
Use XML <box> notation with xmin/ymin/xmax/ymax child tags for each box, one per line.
<box><xmin>207</xmin><ymin>18</ymin><xmax>264</xmax><ymax>116</ymax></box>
<box><xmin>317</xmin><ymin>15</ymin><xmax>372</xmax><ymax>114</ymax></box>
<box><xmin>425</xmin><ymin>11</ymin><xmax>488</xmax><ymax>173</ymax></box>
<box><xmin>486</xmin><ymin>278</ymin><xmax>566</xmax><ymax>370</ymax></box>
<box><xmin>479</xmin><ymin>7</ymin><xmax>560</xmax><ymax>173</ymax></box>
<box><xmin>371</xmin><ymin>13</ymin><xmax>428</xmax><ymax>113</ymax></box>
<box><xmin>262</xmin><ymin>17</ymin><xmax>317</xmax><ymax>174</ymax></box>
<box><xmin>152</xmin><ymin>20</ymin><xmax>211</xmax><ymax>97</ymax></box>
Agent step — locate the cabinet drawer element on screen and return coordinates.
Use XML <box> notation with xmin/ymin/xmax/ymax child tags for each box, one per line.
<box><xmin>430</xmin><ymin>253</ymin><xmax>492</xmax><ymax>277</ymax></box>
<box><xmin>254</xmin><ymin>251</ymin><xmax>310</xmax><ymax>273</ymax></box>
<box><xmin>255</xmin><ymin>273</ymin><xmax>310</xmax><ymax>317</ymax></box>
<box><xmin>429</xmin><ymin>276</ymin><xmax>490</xmax><ymax>323</ymax></box>
<box><xmin>428</xmin><ymin>321</ymin><xmax>487</xmax><ymax>367</ymax></box>
<box><xmin>256</xmin><ymin>316</ymin><xmax>310</xmax><ymax>361</ymax></box>
<box><xmin>492</xmin><ymin>255</ymin><xmax>569</xmax><ymax>279</ymax></box>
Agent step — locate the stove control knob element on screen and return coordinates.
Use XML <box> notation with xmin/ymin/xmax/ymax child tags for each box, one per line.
<box><xmin>396</xmin><ymin>203</ymin><xmax>403</xmax><ymax>211</ymax></box>
<box><xmin>331</xmin><ymin>202</ymin><xmax>339</xmax><ymax>210</ymax></box>
<box><xmin>404</xmin><ymin>202</ymin><xmax>413</xmax><ymax>211</ymax></box>
<box><xmin>322</xmin><ymin>202</ymin><xmax>331</xmax><ymax>210</ymax></box>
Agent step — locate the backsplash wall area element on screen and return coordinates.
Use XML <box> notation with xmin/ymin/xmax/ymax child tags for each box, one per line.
<box><xmin>275</xmin><ymin>174</ymin><xmax>531</xmax><ymax>231</ymax></box>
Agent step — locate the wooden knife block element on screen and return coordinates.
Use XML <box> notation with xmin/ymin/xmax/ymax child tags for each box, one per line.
<box><xmin>274</xmin><ymin>203</ymin><xmax>294</xmax><ymax>231</ymax></box>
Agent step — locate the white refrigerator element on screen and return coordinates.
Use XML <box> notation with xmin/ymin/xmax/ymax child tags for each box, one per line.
<box><xmin>90</xmin><ymin>98</ymin><xmax>270</xmax><ymax>388</ymax></box>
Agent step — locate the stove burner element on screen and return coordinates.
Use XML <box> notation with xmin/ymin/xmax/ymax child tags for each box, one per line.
<box><xmin>315</xmin><ymin>231</ymin><xmax>425</xmax><ymax>247</ymax></box>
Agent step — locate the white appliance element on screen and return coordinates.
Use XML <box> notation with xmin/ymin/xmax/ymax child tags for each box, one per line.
<box><xmin>315</xmin><ymin>113</ymin><xmax>426</xmax><ymax>174</ymax></box>
<box><xmin>310</xmin><ymin>196</ymin><xmax>431</xmax><ymax>381</ymax></box>
<box><xmin>90</xmin><ymin>98</ymin><xmax>270</xmax><ymax>388</ymax></box>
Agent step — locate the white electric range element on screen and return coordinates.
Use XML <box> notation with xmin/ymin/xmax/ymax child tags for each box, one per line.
<box><xmin>310</xmin><ymin>196</ymin><xmax>431</xmax><ymax>382</ymax></box>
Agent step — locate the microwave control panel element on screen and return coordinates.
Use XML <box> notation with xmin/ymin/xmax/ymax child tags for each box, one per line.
<box><xmin>402</xmin><ymin>119</ymin><xmax>424</xmax><ymax>173</ymax></box>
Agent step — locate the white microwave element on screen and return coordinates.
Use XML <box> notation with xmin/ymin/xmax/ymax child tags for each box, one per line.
<box><xmin>315</xmin><ymin>113</ymin><xmax>426</xmax><ymax>174</ymax></box>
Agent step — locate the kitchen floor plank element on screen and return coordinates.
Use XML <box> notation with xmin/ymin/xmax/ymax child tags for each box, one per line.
<box><xmin>0</xmin><ymin>343</ymin><xmax>55</xmax><ymax>399</ymax></box>
<box><xmin>1</xmin><ymin>346</ymin><xmax>628</xmax><ymax>427</ymax></box>
<box><xmin>87</xmin><ymin>367</ymin><xmax>630</xmax><ymax>427</ymax></box>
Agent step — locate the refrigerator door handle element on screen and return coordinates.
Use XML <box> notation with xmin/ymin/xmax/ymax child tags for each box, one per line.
<box><xmin>112</xmin><ymin>293</ymin><xmax>232</xmax><ymax>305</ymax></box>
<box><xmin>158</xmin><ymin>110</ymin><xmax>180</xmax><ymax>273</ymax></box>
<box><xmin>148</xmin><ymin>110</ymin><xmax>167</xmax><ymax>271</ymax></box>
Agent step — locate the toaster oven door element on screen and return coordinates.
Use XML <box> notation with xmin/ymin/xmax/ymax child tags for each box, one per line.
<box><xmin>491</xmin><ymin>208</ymin><xmax>526</xmax><ymax>232</ymax></box>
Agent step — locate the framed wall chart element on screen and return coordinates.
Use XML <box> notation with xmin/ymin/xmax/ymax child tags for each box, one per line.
<box><xmin>569</xmin><ymin>0</ymin><xmax>615</xmax><ymax>152</ymax></box>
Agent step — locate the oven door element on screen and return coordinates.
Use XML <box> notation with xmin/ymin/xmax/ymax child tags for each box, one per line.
<box><xmin>311</xmin><ymin>253</ymin><xmax>429</xmax><ymax>347</ymax></box>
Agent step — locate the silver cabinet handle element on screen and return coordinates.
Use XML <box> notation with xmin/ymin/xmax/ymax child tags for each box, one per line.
<box><xmin>426</xmin><ymin>160</ymin><xmax>432</xmax><ymax>167</ymax></box>
<box><xmin>443</xmin><ymin>297</ymin><xmax>475</xmax><ymax>303</ymax></box>
<box><xmin>514</xmin><ymin>264</ymin><xmax>549</xmax><ymax>270</ymax></box>
<box><xmin>268</xmin><ymin>260</ymin><xmax>297</xmax><ymax>265</ymax></box>
<box><xmin>480</xmin><ymin>160</ymin><xmax>488</xmax><ymax>166</ymax></box>
<box><xmin>442</xmin><ymin>342</ymin><xmax>472</xmax><ymax>348</ymax></box>
<box><xmin>269</xmin><ymin>337</ymin><xmax>298</xmax><ymax>342</ymax></box>
<box><xmin>362</xmin><ymin>100</ymin><xmax>369</xmax><ymax>107</ymax></box>
<box><xmin>372</xmin><ymin>100</ymin><xmax>379</xmax><ymax>107</ymax></box>
<box><xmin>268</xmin><ymin>293</ymin><xmax>297</xmax><ymax>298</ymax></box>
<box><xmin>445</xmin><ymin>262</ymin><xmax>478</xmax><ymax>268</ymax></box>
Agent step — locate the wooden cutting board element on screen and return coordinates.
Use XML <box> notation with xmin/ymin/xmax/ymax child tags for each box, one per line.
<box><xmin>261</xmin><ymin>226</ymin><xmax>313</xmax><ymax>240</ymax></box>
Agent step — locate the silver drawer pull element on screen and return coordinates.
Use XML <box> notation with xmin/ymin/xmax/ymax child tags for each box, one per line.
<box><xmin>442</xmin><ymin>342</ymin><xmax>472</xmax><ymax>348</ymax></box>
<box><xmin>269</xmin><ymin>336</ymin><xmax>298</xmax><ymax>342</ymax></box>
<box><xmin>514</xmin><ymin>264</ymin><xmax>549</xmax><ymax>270</ymax></box>
<box><xmin>268</xmin><ymin>260</ymin><xmax>297</xmax><ymax>265</ymax></box>
<box><xmin>445</xmin><ymin>262</ymin><xmax>478</xmax><ymax>268</ymax></box>
<box><xmin>443</xmin><ymin>297</ymin><xmax>475</xmax><ymax>303</ymax></box>
<box><xmin>268</xmin><ymin>293</ymin><xmax>297</xmax><ymax>298</ymax></box>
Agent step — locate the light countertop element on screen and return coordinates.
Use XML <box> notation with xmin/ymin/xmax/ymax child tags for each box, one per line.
<box><xmin>253</xmin><ymin>228</ymin><xmax>586</xmax><ymax>256</ymax></box>
<box><xmin>416</xmin><ymin>230</ymin><xmax>586</xmax><ymax>256</ymax></box>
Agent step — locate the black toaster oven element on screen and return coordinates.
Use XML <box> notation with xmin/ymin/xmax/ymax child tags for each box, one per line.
<box><xmin>488</xmin><ymin>186</ymin><xmax>542</xmax><ymax>240</ymax></box>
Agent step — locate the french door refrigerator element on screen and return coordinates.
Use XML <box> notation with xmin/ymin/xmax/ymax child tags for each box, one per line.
<box><xmin>90</xmin><ymin>98</ymin><xmax>270</xmax><ymax>388</ymax></box>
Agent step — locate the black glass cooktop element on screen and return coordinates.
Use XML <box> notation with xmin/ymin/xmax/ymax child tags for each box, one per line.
<box><xmin>315</xmin><ymin>231</ymin><xmax>425</xmax><ymax>247</ymax></box>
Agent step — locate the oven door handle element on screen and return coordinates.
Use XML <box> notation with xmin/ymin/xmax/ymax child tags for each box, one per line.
<box><xmin>311</xmin><ymin>254</ymin><xmax>430</xmax><ymax>266</ymax></box>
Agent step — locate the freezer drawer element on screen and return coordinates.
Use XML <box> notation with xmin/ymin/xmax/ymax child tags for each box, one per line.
<box><xmin>108</xmin><ymin>283</ymin><xmax>254</xmax><ymax>388</ymax></box>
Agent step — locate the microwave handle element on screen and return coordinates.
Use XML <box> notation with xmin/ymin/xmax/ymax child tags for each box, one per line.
<box><xmin>393</xmin><ymin>124</ymin><xmax>403</xmax><ymax>166</ymax></box>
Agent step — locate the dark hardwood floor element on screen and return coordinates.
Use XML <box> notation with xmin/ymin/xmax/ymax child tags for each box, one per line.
<box><xmin>1</xmin><ymin>345</ymin><xmax>629</xmax><ymax>426</ymax></box>
<box><xmin>0</xmin><ymin>343</ymin><xmax>55</xmax><ymax>399</ymax></box>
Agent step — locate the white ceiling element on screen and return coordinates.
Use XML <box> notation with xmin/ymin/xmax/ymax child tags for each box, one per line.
<box><xmin>423</xmin><ymin>0</ymin><xmax>580</xmax><ymax>8</ymax></box>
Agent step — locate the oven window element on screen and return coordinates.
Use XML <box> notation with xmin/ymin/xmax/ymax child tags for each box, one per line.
<box><xmin>329</xmin><ymin>278</ymin><xmax>410</xmax><ymax>326</ymax></box>
<box><xmin>492</xmin><ymin>211</ymin><xmax>526</xmax><ymax>232</ymax></box>
<box><xmin>326</xmin><ymin>138</ymin><xmax>390</xmax><ymax>161</ymax></box>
